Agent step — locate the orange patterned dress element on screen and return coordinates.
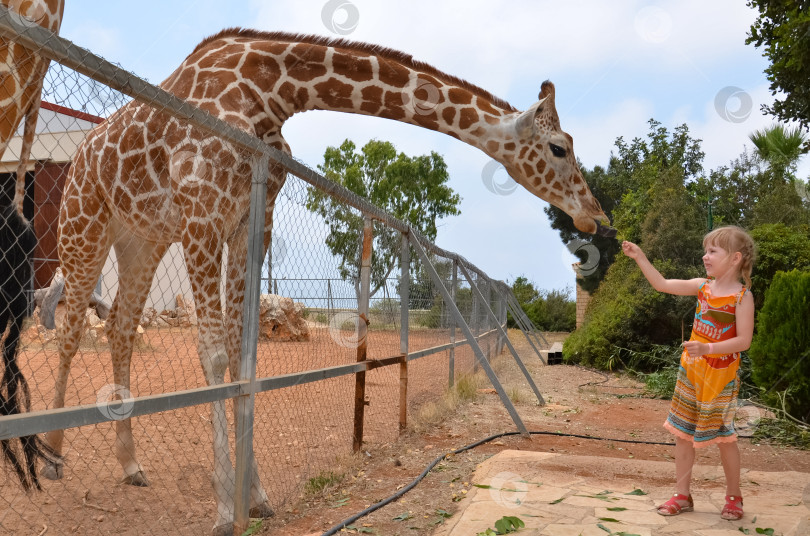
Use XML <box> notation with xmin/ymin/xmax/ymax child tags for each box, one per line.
<box><xmin>664</xmin><ymin>279</ymin><xmax>746</xmax><ymax>447</ymax></box>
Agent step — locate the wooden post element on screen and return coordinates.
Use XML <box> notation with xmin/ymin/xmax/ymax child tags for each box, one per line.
<box><xmin>353</xmin><ymin>217</ymin><xmax>373</xmax><ymax>452</ymax></box>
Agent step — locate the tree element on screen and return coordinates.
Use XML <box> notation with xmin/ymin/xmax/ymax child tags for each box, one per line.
<box><xmin>750</xmin><ymin>223</ymin><xmax>810</xmax><ymax>309</ymax></box>
<box><xmin>749</xmin><ymin>124</ymin><xmax>808</xmax><ymax>179</ymax></box>
<box><xmin>746</xmin><ymin>1</ymin><xmax>810</xmax><ymax>134</ymax></box>
<box><xmin>749</xmin><ymin>269</ymin><xmax>810</xmax><ymax>420</ymax></box>
<box><xmin>546</xmin><ymin>120</ymin><xmax>705</xmax><ymax>292</ymax></box>
<box><xmin>306</xmin><ymin>139</ymin><xmax>461</xmax><ymax>299</ymax></box>
<box><xmin>748</xmin><ymin>125</ymin><xmax>810</xmax><ymax>227</ymax></box>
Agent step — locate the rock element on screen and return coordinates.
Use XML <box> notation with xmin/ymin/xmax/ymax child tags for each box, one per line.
<box><xmin>140</xmin><ymin>307</ymin><xmax>158</xmax><ymax>327</ymax></box>
<box><xmin>258</xmin><ymin>294</ymin><xmax>310</xmax><ymax>342</ymax></box>
<box><xmin>175</xmin><ymin>294</ymin><xmax>196</xmax><ymax>327</ymax></box>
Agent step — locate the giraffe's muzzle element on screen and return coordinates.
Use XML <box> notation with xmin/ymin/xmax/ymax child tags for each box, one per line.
<box><xmin>594</xmin><ymin>220</ymin><xmax>618</xmax><ymax>238</ymax></box>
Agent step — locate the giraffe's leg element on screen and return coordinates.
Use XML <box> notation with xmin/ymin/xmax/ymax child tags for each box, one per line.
<box><xmin>104</xmin><ymin>231</ymin><xmax>168</xmax><ymax>487</ymax></box>
<box><xmin>223</xmin><ymin>164</ymin><xmax>286</xmax><ymax>519</ymax></box>
<box><xmin>183</xmin><ymin>235</ymin><xmax>236</xmax><ymax>535</ymax></box>
<box><xmin>41</xmin><ymin>180</ymin><xmax>111</xmax><ymax>480</ymax></box>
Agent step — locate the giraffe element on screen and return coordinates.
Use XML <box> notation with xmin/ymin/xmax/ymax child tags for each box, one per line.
<box><xmin>43</xmin><ymin>29</ymin><xmax>614</xmax><ymax>534</ymax></box>
<box><xmin>0</xmin><ymin>0</ymin><xmax>66</xmax><ymax>217</ymax></box>
<box><xmin>0</xmin><ymin>0</ymin><xmax>64</xmax><ymax>492</ymax></box>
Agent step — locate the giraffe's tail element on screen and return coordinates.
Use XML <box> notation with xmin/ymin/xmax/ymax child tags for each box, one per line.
<box><xmin>0</xmin><ymin>204</ymin><xmax>61</xmax><ymax>492</ymax></box>
<box><xmin>12</xmin><ymin>93</ymin><xmax>42</xmax><ymax>224</ymax></box>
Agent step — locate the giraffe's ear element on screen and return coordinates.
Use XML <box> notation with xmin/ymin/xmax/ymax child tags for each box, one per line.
<box><xmin>537</xmin><ymin>80</ymin><xmax>561</xmax><ymax>130</ymax></box>
<box><xmin>515</xmin><ymin>96</ymin><xmax>549</xmax><ymax>138</ymax></box>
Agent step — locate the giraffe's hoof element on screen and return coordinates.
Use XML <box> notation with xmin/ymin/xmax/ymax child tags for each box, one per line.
<box><xmin>249</xmin><ymin>502</ymin><xmax>275</xmax><ymax>519</ymax></box>
<box><xmin>40</xmin><ymin>461</ymin><xmax>63</xmax><ymax>480</ymax></box>
<box><xmin>121</xmin><ymin>470</ymin><xmax>150</xmax><ymax>487</ymax></box>
<box><xmin>211</xmin><ymin>523</ymin><xmax>234</xmax><ymax>536</ymax></box>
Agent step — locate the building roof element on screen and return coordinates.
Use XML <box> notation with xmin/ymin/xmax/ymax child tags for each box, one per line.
<box><xmin>0</xmin><ymin>101</ymin><xmax>104</xmax><ymax>172</ymax></box>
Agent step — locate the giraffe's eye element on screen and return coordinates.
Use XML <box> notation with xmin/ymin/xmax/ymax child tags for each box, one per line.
<box><xmin>549</xmin><ymin>143</ymin><xmax>567</xmax><ymax>158</ymax></box>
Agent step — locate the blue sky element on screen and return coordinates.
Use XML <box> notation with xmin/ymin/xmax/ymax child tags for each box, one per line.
<box><xmin>56</xmin><ymin>0</ymin><xmax>809</xmax><ymax>296</ymax></box>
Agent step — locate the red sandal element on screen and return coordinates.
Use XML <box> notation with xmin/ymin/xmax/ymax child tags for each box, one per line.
<box><xmin>721</xmin><ymin>495</ymin><xmax>743</xmax><ymax>520</ymax></box>
<box><xmin>656</xmin><ymin>493</ymin><xmax>694</xmax><ymax>516</ymax></box>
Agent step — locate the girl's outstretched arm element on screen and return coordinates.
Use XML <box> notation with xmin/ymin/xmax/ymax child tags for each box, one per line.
<box><xmin>622</xmin><ymin>241</ymin><xmax>703</xmax><ymax>296</ymax></box>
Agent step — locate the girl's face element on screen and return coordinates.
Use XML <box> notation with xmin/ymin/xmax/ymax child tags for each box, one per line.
<box><xmin>702</xmin><ymin>243</ymin><xmax>738</xmax><ymax>278</ymax></box>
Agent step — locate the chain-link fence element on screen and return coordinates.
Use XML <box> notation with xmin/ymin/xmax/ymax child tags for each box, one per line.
<box><xmin>0</xmin><ymin>7</ymin><xmax>548</xmax><ymax>535</ymax></box>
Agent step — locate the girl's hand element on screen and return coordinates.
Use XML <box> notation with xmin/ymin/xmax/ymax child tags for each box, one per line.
<box><xmin>682</xmin><ymin>340</ymin><xmax>709</xmax><ymax>357</ymax></box>
<box><xmin>621</xmin><ymin>241</ymin><xmax>644</xmax><ymax>261</ymax></box>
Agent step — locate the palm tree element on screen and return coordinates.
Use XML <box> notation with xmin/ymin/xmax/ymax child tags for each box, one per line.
<box><xmin>749</xmin><ymin>124</ymin><xmax>808</xmax><ymax>180</ymax></box>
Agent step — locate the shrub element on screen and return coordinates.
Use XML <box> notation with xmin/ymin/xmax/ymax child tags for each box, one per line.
<box><xmin>564</xmin><ymin>255</ymin><xmax>699</xmax><ymax>371</ymax></box>
<box><xmin>750</xmin><ymin>223</ymin><xmax>810</xmax><ymax>310</ymax></box>
<box><xmin>749</xmin><ymin>269</ymin><xmax>810</xmax><ymax>420</ymax></box>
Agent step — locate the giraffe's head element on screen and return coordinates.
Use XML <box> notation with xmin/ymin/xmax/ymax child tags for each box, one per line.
<box><xmin>498</xmin><ymin>81</ymin><xmax>615</xmax><ymax>237</ymax></box>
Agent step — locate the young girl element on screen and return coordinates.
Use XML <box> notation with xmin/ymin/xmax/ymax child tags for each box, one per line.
<box><xmin>622</xmin><ymin>226</ymin><xmax>755</xmax><ymax>520</ymax></box>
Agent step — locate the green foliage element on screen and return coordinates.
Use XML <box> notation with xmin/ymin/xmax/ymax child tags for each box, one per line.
<box><xmin>545</xmin><ymin>165</ymin><xmax>622</xmax><ymax>292</ymax></box>
<box><xmin>476</xmin><ymin>516</ymin><xmax>525</xmax><ymax>535</ymax></box>
<box><xmin>508</xmin><ymin>277</ymin><xmax>575</xmax><ymax>331</ymax></box>
<box><xmin>306</xmin><ymin>139</ymin><xmax>461</xmax><ymax>298</ymax></box>
<box><xmin>749</xmin><ymin>270</ymin><xmax>810</xmax><ymax>420</ymax></box>
<box><xmin>749</xmin><ymin>125</ymin><xmax>808</xmax><ymax>179</ymax></box>
<box><xmin>747</xmin><ymin>1</ymin><xmax>810</xmax><ymax>131</ymax></box>
<box><xmin>752</xmin><ymin>417</ymin><xmax>810</xmax><ymax>449</ymax></box>
<box><xmin>750</xmin><ymin>224</ymin><xmax>810</xmax><ymax>309</ymax></box>
<box><xmin>643</xmin><ymin>366</ymin><xmax>678</xmax><ymax>399</ymax></box>
<box><xmin>564</xmin><ymin>253</ymin><xmax>699</xmax><ymax>371</ymax></box>
<box><xmin>304</xmin><ymin>471</ymin><xmax>344</xmax><ymax>495</ymax></box>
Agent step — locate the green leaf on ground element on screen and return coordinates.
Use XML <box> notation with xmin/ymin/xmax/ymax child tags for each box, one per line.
<box><xmin>239</xmin><ymin>519</ymin><xmax>263</xmax><ymax>536</ymax></box>
<box><xmin>598</xmin><ymin>517</ymin><xmax>621</xmax><ymax>522</ymax></box>
<box><xmin>493</xmin><ymin>516</ymin><xmax>525</xmax><ymax>534</ymax></box>
<box><xmin>607</xmin><ymin>507</ymin><xmax>628</xmax><ymax>511</ymax></box>
<box><xmin>625</xmin><ymin>488</ymin><xmax>648</xmax><ymax>496</ymax></box>
<box><xmin>755</xmin><ymin>529</ymin><xmax>775</xmax><ymax>536</ymax></box>
<box><xmin>392</xmin><ymin>512</ymin><xmax>413</xmax><ymax>521</ymax></box>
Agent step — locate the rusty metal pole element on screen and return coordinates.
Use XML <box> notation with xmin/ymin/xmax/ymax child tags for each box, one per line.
<box><xmin>353</xmin><ymin>217</ymin><xmax>373</xmax><ymax>452</ymax></box>
<box><xmin>399</xmin><ymin>232</ymin><xmax>409</xmax><ymax>434</ymax></box>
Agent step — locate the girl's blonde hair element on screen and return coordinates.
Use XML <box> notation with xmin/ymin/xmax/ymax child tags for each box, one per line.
<box><xmin>703</xmin><ymin>225</ymin><xmax>756</xmax><ymax>289</ymax></box>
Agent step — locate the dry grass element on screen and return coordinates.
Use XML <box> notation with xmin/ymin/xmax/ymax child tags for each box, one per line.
<box><xmin>410</xmin><ymin>371</ymin><xmax>484</xmax><ymax>432</ymax></box>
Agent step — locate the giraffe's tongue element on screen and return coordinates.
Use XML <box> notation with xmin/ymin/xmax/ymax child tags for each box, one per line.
<box><xmin>594</xmin><ymin>220</ymin><xmax>618</xmax><ymax>238</ymax></box>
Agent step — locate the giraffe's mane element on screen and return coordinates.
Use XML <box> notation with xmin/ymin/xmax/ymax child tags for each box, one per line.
<box><xmin>191</xmin><ymin>28</ymin><xmax>518</xmax><ymax>113</ymax></box>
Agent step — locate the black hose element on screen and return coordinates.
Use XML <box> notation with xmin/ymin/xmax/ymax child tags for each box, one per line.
<box><xmin>319</xmin><ymin>430</ymin><xmax>675</xmax><ymax>535</ymax></box>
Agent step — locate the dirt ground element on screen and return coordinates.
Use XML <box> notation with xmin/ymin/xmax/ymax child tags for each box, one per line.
<box><xmin>3</xmin><ymin>328</ymin><xmax>808</xmax><ymax>536</ymax></box>
<box><xmin>0</xmin><ymin>321</ymin><xmax>481</xmax><ymax>535</ymax></box>
<box><xmin>262</xmin><ymin>332</ymin><xmax>810</xmax><ymax>536</ymax></box>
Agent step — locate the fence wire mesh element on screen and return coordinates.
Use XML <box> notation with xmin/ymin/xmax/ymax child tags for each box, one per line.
<box><xmin>0</xmin><ymin>13</ymin><xmax>541</xmax><ymax>536</ymax></box>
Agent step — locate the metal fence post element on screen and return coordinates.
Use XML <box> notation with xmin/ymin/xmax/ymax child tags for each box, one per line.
<box><xmin>234</xmin><ymin>153</ymin><xmax>269</xmax><ymax>534</ymax></box>
<box><xmin>458</xmin><ymin>264</ymin><xmax>546</xmax><ymax>406</ymax></box>
<box><xmin>449</xmin><ymin>259</ymin><xmax>457</xmax><ymax>388</ymax></box>
<box><xmin>353</xmin><ymin>217</ymin><xmax>373</xmax><ymax>452</ymax></box>
<box><xmin>471</xmin><ymin>273</ymin><xmax>479</xmax><ymax>372</ymax></box>
<box><xmin>408</xmin><ymin>234</ymin><xmax>529</xmax><ymax>436</ymax></box>
<box><xmin>399</xmin><ymin>232</ymin><xmax>409</xmax><ymax>434</ymax></box>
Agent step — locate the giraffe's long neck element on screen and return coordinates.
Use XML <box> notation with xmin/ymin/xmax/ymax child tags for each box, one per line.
<box><xmin>277</xmin><ymin>41</ymin><xmax>515</xmax><ymax>157</ymax></box>
<box><xmin>173</xmin><ymin>33</ymin><xmax>519</xmax><ymax>160</ymax></box>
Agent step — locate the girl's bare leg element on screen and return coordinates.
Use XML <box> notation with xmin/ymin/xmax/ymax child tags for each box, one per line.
<box><xmin>718</xmin><ymin>441</ymin><xmax>742</xmax><ymax>496</ymax></box>
<box><xmin>674</xmin><ymin>437</ymin><xmax>695</xmax><ymax>495</ymax></box>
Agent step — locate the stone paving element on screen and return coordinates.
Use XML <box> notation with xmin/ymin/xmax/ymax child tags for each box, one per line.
<box><xmin>433</xmin><ymin>450</ymin><xmax>810</xmax><ymax>536</ymax></box>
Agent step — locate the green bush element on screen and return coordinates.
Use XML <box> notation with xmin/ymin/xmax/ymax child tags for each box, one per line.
<box><xmin>564</xmin><ymin>255</ymin><xmax>699</xmax><ymax>371</ymax></box>
<box><xmin>418</xmin><ymin>302</ymin><xmax>442</xmax><ymax>328</ymax></box>
<box><xmin>749</xmin><ymin>269</ymin><xmax>810</xmax><ymax>420</ymax></box>
<box><xmin>750</xmin><ymin>223</ymin><xmax>810</xmax><ymax>310</ymax></box>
